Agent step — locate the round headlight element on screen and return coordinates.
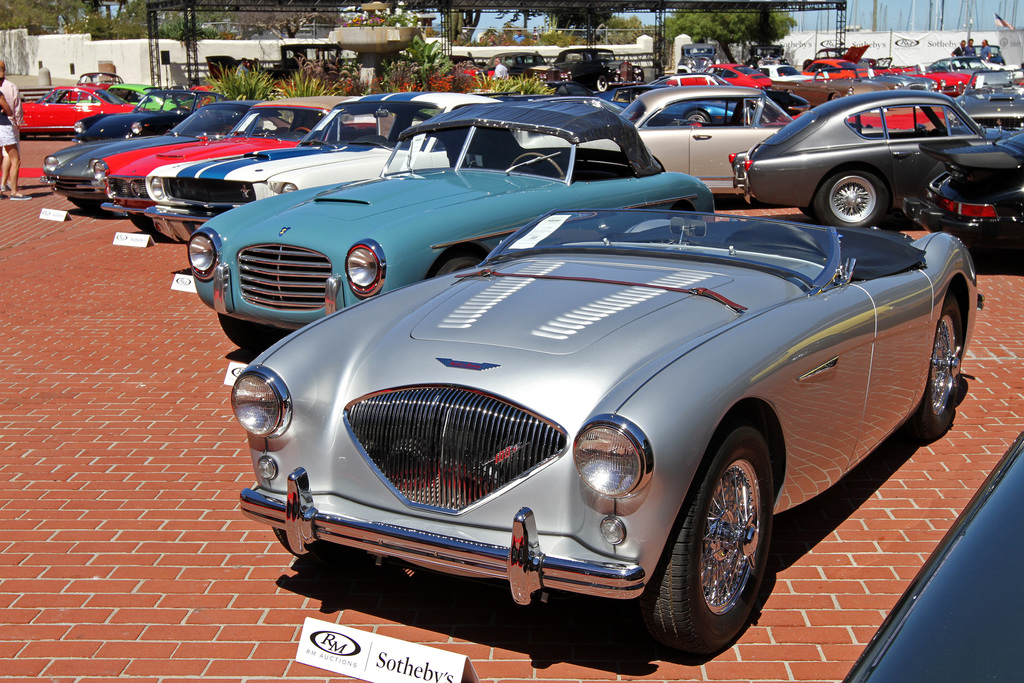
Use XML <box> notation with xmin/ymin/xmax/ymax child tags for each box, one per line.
<box><xmin>74</xmin><ymin>120</ymin><xmax>86</xmax><ymax>134</ymax></box>
<box><xmin>270</xmin><ymin>181</ymin><xmax>298</xmax><ymax>194</ymax></box>
<box><xmin>43</xmin><ymin>155</ymin><xmax>59</xmax><ymax>173</ymax></box>
<box><xmin>188</xmin><ymin>231</ymin><xmax>218</xmax><ymax>278</ymax></box>
<box><xmin>149</xmin><ymin>176</ymin><xmax>165</xmax><ymax>201</ymax></box>
<box><xmin>131</xmin><ymin>121</ymin><xmax>144</xmax><ymax>135</ymax></box>
<box><xmin>232</xmin><ymin>370</ymin><xmax>291</xmax><ymax>437</ymax></box>
<box><xmin>574</xmin><ymin>417</ymin><xmax>650</xmax><ymax>498</ymax></box>
<box><xmin>346</xmin><ymin>241</ymin><xmax>386</xmax><ymax>298</ymax></box>
<box><xmin>91</xmin><ymin>159</ymin><xmax>108</xmax><ymax>184</ymax></box>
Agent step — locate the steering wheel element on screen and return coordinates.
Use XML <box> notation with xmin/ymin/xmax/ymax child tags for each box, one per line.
<box><xmin>510</xmin><ymin>152</ymin><xmax>565</xmax><ymax>179</ymax></box>
<box><xmin>293</xmin><ymin>127</ymin><xmax>311</xmax><ymax>135</ymax></box>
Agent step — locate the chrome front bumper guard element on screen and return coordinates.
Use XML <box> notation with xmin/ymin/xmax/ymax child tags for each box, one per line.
<box><xmin>143</xmin><ymin>206</ymin><xmax>215</xmax><ymax>242</ymax></box>
<box><xmin>240</xmin><ymin>467</ymin><xmax>646</xmax><ymax>603</ymax></box>
<box><xmin>101</xmin><ymin>201</ymin><xmax>147</xmax><ymax>216</ymax></box>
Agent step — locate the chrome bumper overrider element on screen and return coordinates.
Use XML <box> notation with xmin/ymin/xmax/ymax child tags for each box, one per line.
<box><xmin>240</xmin><ymin>467</ymin><xmax>646</xmax><ymax>603</ymax></box>
<box><xmin>143</xmin><ymin>207</ymin><xmax>214</xmax><ymax>242</ymax></box>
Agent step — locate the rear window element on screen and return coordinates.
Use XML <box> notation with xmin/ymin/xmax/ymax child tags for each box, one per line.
<box><xmin>763</xmin><ymin>111</ymin><xmax>819</xmax><ymax>144</ymax></box>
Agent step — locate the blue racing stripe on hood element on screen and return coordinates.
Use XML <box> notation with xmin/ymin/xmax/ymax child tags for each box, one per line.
<box><xmin>172</xmin><ymin>148</ymin><xmax>322</xmax><ymax>179</ymax></box>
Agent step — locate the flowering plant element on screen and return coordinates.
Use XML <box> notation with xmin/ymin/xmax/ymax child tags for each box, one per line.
<box><xmin>340</xmin><ymin>6</ymin><xmax>418</xmax><ymax>28</ymax></box>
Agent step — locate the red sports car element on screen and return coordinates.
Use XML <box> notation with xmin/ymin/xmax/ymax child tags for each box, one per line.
<box><xmin>803</xmin><ymin>59</ymin><xmax>861</xmax><ymax>79</ymax></box>
<box><xmin>22</xmin><ymin>86</ymin><xmax>135</xmax><ymax>135</ymax></box>
<box><xmin>98</xmin><ymin>96</ymin><xmax>348</xmax><ymax>229</ymax></box>
<box><xmin>707</xmin><ymin>64</ymin><xmax>772</xmax><ymax>89</ymax></box>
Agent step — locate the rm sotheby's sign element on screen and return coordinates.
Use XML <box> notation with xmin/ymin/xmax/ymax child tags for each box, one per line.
<box><xmin>296</xmin><ymin>617</ymin><xmax>479</xmax><ymax>683</ymax></box>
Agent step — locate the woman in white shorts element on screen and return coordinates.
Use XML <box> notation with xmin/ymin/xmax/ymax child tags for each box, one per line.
<box><xmin>0</xmin><ymin>89</ymin><xmax>20</xmax><ymax>199</ymax></box>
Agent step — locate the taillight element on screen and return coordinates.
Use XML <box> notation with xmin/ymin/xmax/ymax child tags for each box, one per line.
<box><xmin>743</xmin><ymin>158</ymin><xmax>754</xmax><ymax>172</ymax></box>
<box><xmin>729</xmin><ymin>153</ymin><xmax>738</xmax><ymax>164</ymax></box>
<box><xmin>929</xmin><ymin>190</ymin><xmax>997</xmax><ymax>217</ymax></box>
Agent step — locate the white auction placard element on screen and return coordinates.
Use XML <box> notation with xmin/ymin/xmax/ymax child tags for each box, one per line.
<box><xmin>39</xmin><ymin>208</ymin><xmax>70</xmax><ymax>222</ymax></box>
<box><xmin>223</xmin><ymin>361</ymin><xmax>248</xmax><ymax>387</ymax></box>
<box><xmin>295</xmin><ymin>618</ymin><xmax>479</xmax><ymax>683</ymax></box>
<box><xmin>113</xmin><ymin>232</ymin><xmax>152</xmax><ymax>248</ymax></box>
<box><xmin>171</xmin><ymin>273</ymin><xmax>196</xmax><ymax>293</ymax></box>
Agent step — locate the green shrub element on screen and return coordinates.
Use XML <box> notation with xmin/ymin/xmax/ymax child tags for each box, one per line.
<box><xmin>207</xmin><ymin>68</ymin><xmax>278</xmax><ymax>100</ymax></box>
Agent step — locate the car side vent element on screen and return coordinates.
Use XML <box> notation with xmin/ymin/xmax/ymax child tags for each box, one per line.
<box><xmin>346</xmin><ymin>386</ymin><xmax>567</xmax><ymax>511</ymax></box>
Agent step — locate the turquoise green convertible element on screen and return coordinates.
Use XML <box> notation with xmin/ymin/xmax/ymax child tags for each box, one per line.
<box><xmin>187</xmin><ymin>99</ymin><xmax>714</xmax><ymax>350</ymax></box>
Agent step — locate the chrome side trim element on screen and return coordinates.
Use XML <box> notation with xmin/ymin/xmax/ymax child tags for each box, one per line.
<box><xmin>240</xmin><ymin>476</ymin><xmax>645</xmax><ymax>601</ymax></box>
<box><xmin>430</xmin><ymin>228</ymin><xmax>517</xmax><ymax>251</ymax></box>
<box><xmin>798</xmin><ymin>356</ymin><xmax>839</xmax><ymax>381</ymax></box>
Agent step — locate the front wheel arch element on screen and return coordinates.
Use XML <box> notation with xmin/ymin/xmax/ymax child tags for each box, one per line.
<box><xmin>426</xmin><ymin>244</ymin><xmax>490</xmax><ymax>278</ymax></box>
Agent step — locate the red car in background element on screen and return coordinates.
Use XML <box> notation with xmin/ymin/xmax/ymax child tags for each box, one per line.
<box><xmin>707</xmin><ymin>64</ymin><xmax>772</xmax><ymax>89</ymax></box>
<box><xmin>22</xmin><ymin>86</ymin><xmax>135</xmax><ymax>135</ymax></box>
<box><xmin>803</xmin><ymin>59</ymin><xmax>861</xmax><ymax>79</ymax></box>
<box><xmin>98</xmin><ymin>96</ymin><xmax>348</xmax><ymax>230</ymax></box>
<box><xmin>908</xmin><ymin>57</ymin><xmax>1000</xmax><ymax>95</ymax></box>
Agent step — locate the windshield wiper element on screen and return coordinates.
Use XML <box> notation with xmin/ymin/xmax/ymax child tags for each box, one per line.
<box><xmin>504</xmin><ymin>152</ymin><xmax>561</xmax><ymax>173</ymax></box>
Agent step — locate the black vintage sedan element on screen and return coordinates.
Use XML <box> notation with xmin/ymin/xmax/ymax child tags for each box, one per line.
<box><xmin>903</xmin><ymin>131</ymin><xmax>1024</xmax><ymax>248</ymax></box>
<box><xmin>733</xmin><ymin>90</ymin><xmax>1003</xmax><ymax>228</ymax></box>
<box><xmin>72</xmin><ymin>89</ymin><xmax>225</xmax><ymax>143</ymax></box>
<box><xmin>844</xmin><ymin>432</ymin><xmax>1024</xmax><ymax>682</ymax></box>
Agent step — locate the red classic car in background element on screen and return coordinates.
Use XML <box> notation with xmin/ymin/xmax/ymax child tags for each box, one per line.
<box><xmin>22</xmin><ymin>86</ymin><xmax>135</xmax><ymax>135</ymax></box>
<box><xmin>708</xmin><ymin>64</ymin><xmax>773</xmax><ymax>89</ymax></box>
<box><xmin>98</xmin><ymin>96</ymin><xmax>348</xmax><ymax>230</ymax></box>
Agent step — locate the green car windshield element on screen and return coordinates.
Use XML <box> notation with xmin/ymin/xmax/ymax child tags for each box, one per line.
<box><xmin>492</xmin><ymin>210</ymin><xmax>839</xmax><ymax>288</ymax></box>
<box><xmin>383</xmin><ymin>125</ymin><xmax>572</xmax><ymax>181</ymax></box>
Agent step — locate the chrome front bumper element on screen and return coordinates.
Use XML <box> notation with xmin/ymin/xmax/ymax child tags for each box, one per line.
<box><xmin>143</xmin><ymin>206</ymin><xmax>215</xmax><ymax>242</ymax></box>
<box><xmin>240</xmin><ymin>467</ymin><xmax>646</xmax><ymax>603</ymax></box>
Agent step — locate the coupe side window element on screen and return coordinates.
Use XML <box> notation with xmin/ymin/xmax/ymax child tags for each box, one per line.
<box><xmin>883</xmin><ymin>105</ymin><xmax>962</xmax><ymax>139</ymax></box>
<box><xmin>846</xmin><ymin>109</ymin><xmax>885</xmax><ymax>138</ymax></box>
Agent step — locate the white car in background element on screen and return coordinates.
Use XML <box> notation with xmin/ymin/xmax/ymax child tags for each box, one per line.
<box><xmin>757</xmin><ymin>64</ymin><xmax>808</xmax><ymax>83</ymax></box>
<box><xmin>144</xmin><ymin>92</ymin><xmax>495</xmax><ymax>240</ymax></box>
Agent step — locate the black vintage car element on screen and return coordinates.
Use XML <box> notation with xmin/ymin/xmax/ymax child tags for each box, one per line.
<box><xmin>552</xmin><ymin>48</ymin><xmax>641</xmax><ymax>92</ymax></box>
<box><xmin>844</xmin><ymin>432</ymin><xmax>1024</xmax><ymax>682</ymax></box>
<box><xmin>72</xmin><ymin>89</ymin><xmax>225</xmax><ymax>143</ymax></box>
<box><xmin>903</xmin><ymin>131</ymin><xmax>1024</xmax><ymax>248</ymax></box>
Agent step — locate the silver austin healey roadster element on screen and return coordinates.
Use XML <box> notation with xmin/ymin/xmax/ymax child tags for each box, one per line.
<box><xmin>233</xmin><ymin>209</ymin><xmax>978</xmax><ymax>653</ymax></box>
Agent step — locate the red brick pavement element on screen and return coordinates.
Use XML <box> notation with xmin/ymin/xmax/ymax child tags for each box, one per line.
<box><xmin>1</xmin><ymin>138</ymin><xmax>1023</xmax><ymax>683</ymax></box>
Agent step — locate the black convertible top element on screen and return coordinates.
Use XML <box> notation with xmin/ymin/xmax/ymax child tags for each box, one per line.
<box><xmin>837</xmin><ymin>226</ymin><xmax>926</xmax><ymax>281</ymax></box>
<box><xmin>398</xmin><ymin>100</ymin><xmax>664</xmax><ymax>177</ymax></box>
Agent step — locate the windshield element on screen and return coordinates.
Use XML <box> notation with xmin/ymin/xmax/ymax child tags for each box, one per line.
<box><xmin>968</xmin><ymin>69</ymin><xmax>1024</xmax><ymax>88</ymax></box>
<box><xmin>231</xmin><ymin>106</ymin><xmax>327</xmax><ymax>140</ymax></box>
<box><xmin>491</xmin><ymin>210</ymin><xmax>837</xmax><ymax>287</ymax></box>
<box><xmin>169</xmin><ymin>105</ymin><xmax>248</xmax><ymax>137</ymax></box>
<box><xmin>133</xmin><ymin>91</ymin><xmax>209</xmax><ymax>113</ymax></box>
<box><xmin>299</xmin><ymin>101</ymin><xmax>443</xmax><ymax>148</ymax></box>
<box><xmin>384</xmin><ymin>125</ymin><xmax>572</xmax><ymax>181</ymax></box>
<box><xmin>94</xmin><ymin>89</ymin><xmax>127</xmax><ymax>105</ymax></box>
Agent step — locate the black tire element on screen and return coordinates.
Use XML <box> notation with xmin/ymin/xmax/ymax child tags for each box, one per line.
<box><xmin>67</xmin><ymin>197</ymin><xmax>104</xmax><ymax>213</ymax></box>
<box><xmin>813</xmin><ymin>170</ymin><xmax>890</xmax><ymax>228</ymax></box>
<box><xmin>798</xmin><ymin>205</ymin><xmax>817</xmax><ymax>219</ymax></box>
<box><xmin>434</xmin><ymin>253</ymin><xmax>482</xmax><ymax>277</ymax></box>
<box><xmin>827</xmin><ymin>91</ymin><xmax>840</xmax><ymax>101</ymax></box>
<box><xmin>685</xmin><ymin>109</ymin><xmax>712</xmax><ymax>124</ymax></box>
<box><xmin>641</xmin><ymin>421</ymin><xmax>774</xmax><ymax>653</ymax></box>
<box><xmin>903</xmin><ymin>293</ymin><xmax>963</xmax><ymax>441</ymax></box>
<box><xmin>595</xmin><ymin>75</ymin><xmax>610</xmax><ymax>92</ymax></box>
<box><xmin>217</xmin><ymin>313</ymin><xmax>288</xmax><ymax>353</ymax></box>
<box><xmin>128</xmin><ymin>214</ymin><xmax>160</xmax><ymax>237</ymax></box>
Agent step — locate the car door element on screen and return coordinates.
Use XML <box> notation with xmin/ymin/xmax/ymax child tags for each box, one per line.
<box><xmin>884</xmin><ymin>104</ymin><xmax>976</xmax><ymax>200</ymax></box>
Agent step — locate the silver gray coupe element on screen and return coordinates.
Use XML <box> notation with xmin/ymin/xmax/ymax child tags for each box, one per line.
<box><xmin>233</xmin><ymin>209</ymin><xmax>978</xmax><ymax>653</ymax></box>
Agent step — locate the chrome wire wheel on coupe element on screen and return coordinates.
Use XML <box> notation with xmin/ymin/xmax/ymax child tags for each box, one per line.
<box><xmin>814</xmin><ymin>170</ymin><xmax>890</xmax><ymax>228</ymax></box>
<box><xmin>904</xmin><ymin>293</ymin><xmax>963</xmax><ymax>441</ymax></box>
<box><xmin>702</xmin><ymin>458</ymin><xmax>760</xmax><ymax>615</ymax></box>
<box><xmin>641</xmin><ymin>420</ymin><xmax>773</xmax><ymax>653</ymax></box>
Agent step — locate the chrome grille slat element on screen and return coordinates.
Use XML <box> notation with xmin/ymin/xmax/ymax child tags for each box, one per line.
<box><xmin>167</xmin><ymin>178</ymin><xmax>255</xmax><ymax>204</ymax></box>
<box><xmin>237</xmin><ymin>243</ymin><xmax>332</xmax><ymax>310</ymax></box>
<box><xmin>347</xmin><ymin>386</ymin><xmax>567</xmax><ymax>511</ymax></box>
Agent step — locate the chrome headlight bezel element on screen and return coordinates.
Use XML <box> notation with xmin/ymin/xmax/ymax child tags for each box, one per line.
<box><xmin>43</xmin><ymin>155</ymin><xmax>59</xmax><ymax>174</ymax></box>
<box><xmin>573</xmin><ymin>415</ymin><xmax>652</xmax><ymax>498</ymax></box>
<box><xmin>187</xmin><ymin>229</ymin><xmax>220</xmax><ymax>279</ymax></box>
<box><xmin>269</xmin><ymin>180</ymin><xmax>299</xmax><ymax>195</ymax></box>
<box><xmin>74</xmin><ymin>120</ymin><xmax>86</xmax><ymax>134</ymax></box>
<box><xmin>131</xmin><ymin>121</ymin><xmax>144</xmax><ymax>135</ymax></box>
<box><xmin>231</xmin><ymin>367</ymin><xmax>292</xmax><ymax>438</ymax></box>
<box><xmin>149</xmin><ymin>176</ymin><xmax>165</xmax><ymax>201</ymax></box>
<box><xmin>91</xmin><ymin>159</ymin><xmax>108</xmax><ymax>185</ymax></box>
<box><xmin>345</xmin><ymin>240</ymin><xmax>386</xmax><ymax>298</ymax></box>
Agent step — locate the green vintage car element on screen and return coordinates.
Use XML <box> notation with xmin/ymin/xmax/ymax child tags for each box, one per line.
<box><xmin>187</xmin><ymin>100</ymin><xmax>714</xmax><ymax>350</ymax></box>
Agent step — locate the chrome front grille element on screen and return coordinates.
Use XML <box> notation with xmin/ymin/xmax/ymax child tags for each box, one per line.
<box><xmin>107</xmin><ymin>176</ymin><xmax>148</xmax><ymax>199</ymax></box>
<box><xmin>237</xmin><ymin>244</ymin><xmax>332</xmax><ymax>310</ymax></box>
<box><xmin>166</xmin><ymin>178</ymin><xmax>255</xmax><ymax>205</ymax></box>
<box><xmin>973</xmin><ymin>115</ymin><xmax>1024</xmax><ymax>130</ymax></box>
<box><xmin>347</xmin><ymin>386</ymin><xmax>567</xmax><ymax>511</ymax></box>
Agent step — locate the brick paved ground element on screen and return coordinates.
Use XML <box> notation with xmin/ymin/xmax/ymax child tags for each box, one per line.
<box><xmin>1</xmin><ymin>138</ymin><xmax>1022</xmax><ymax>683</ymax></box>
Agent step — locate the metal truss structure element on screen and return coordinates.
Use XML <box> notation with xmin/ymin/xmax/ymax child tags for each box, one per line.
<box><xmin>145</xmin><ymin>0</ymin><xmax>847</xmax><ymax>86</ymax></box>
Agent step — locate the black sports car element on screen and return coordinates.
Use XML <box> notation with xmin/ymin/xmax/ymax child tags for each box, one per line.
<box><xmin>903</xmin><ymin>131</ymin><xmax>1024</xmax><ymax>248</ymax></box>
<box><xmin>72</xmin><ymin>89</ymin><xmax>225</xmax><ymax>143</ymax></box>
<box><xmin>844</xmin><ymin>432</ymin><xmax>1024</xmax><ymax>682</ymax></box>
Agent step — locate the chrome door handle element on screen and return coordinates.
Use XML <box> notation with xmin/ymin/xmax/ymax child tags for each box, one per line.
<box><xmin>692</xmin><ymin>134</ymin><xmax>712</xmax><ymax>140</ymax></box>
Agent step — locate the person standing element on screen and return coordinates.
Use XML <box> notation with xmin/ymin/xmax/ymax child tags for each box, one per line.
<box><xmin>0</xmin><ymin>59</ymin><xmax>25</xmax><ymax>200</ymax></box>
<box><xmin>964</xmin><ymin>38</ymin><xmax>977</xmax><ymax>56</ymax></box>
<box><xmin>952</xmin><ymin>40</ymin><xmax>966</xmax><ymax>56</ymax></box>
<box><xmin>980</xmin><ymin>39</ymin><xmax>993</xmax><ymax>60</ymax></box>
<box><xmin>493</xmin><ymin>56</ymin><xmax>509</xmax><ymax>79</ymax></box>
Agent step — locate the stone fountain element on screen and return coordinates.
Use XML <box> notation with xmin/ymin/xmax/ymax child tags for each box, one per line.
<box><xmin>333</xmin><ymin>2</ymin><xmax>421</xmax><ymax>83</ymax></box>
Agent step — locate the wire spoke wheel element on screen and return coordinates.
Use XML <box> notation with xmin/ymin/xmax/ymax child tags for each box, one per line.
<box><xmin>929</xmin><ymin>311</ymin><xmax>960</xmax><ymax>415</ymax></box>
<box><xmin>702</xmin><ymin>459</ymin><xmax>760</xmax><ymax>614</ymax></box>
<box><xmin>830</xmin><ymin>175</ymin><xmax>877</xmax><ymax>222</ymax></box>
